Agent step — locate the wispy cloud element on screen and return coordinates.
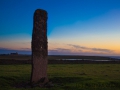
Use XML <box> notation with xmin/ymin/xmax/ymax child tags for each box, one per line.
<box><xmin>0</xmin><ymin>47</ymin><xmax>31</xmax><ymax>54</ymax></box>
<box><xmin>0</xmin><ymin>47</ymin><xmax>13</xmax><ymax>50</ymax></box>
<box><xmin>68</xmin><ymin>44</ymin><xmax>89</xmax><ymax>49</ymax></box>
<box><xmin>0</xmin><ymin>44</ymin><xmax>117</xmax><ymax>56</ymax></box>
<box><xmin>20</xmin><ymin>48</ymin><xmax>31</xmax><ymax>51</ymax></box>
<box><xmin>48</xmin><ymin>48</ymin><xmax>72</xmax><ymax>55</ymax></box>
<box><xmin>91</xmin><ymin>48</ymin><xmax>113</xmax><ymax>53</ymax></box>
<box><xmin>68</xmin><ymin>44</ymin><xmax>113</xmax><ymax>53</ymax></box>
<box><xmin>55</xmin><ymin>48</ymin><xmax>71</xmax><ymax>52</ymax></box>
<box><xmin>21</xmin><ymin>42</ymin><xmax>30</xmax><ymax>45</ymax></box>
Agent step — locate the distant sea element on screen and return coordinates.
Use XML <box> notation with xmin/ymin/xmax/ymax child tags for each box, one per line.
<box><xmin>109</xmin><ymin>56</ymin><xmax>120</xmax><ymax>59</ymax></box>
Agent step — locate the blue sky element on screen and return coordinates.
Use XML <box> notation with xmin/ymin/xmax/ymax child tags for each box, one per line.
<box><xmin>0</xmin><ymin>0</ymin><xmax>120</xmax><ymax>56</ymax></box>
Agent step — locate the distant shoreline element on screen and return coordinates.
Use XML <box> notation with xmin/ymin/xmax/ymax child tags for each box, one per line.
<box><xmin>0</xmin><ymin>55</ymin><xmax>120</xmax><ymax>65</ymax></box>
<box><xmin>0</xmin><ymin>59</ymin><xmax>120</xmax><ymax>65</ymax></box>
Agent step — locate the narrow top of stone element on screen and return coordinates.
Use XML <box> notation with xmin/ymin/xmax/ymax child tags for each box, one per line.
<box><xmin>34</xmin><ymin>9</ymin><xmax>47</xmax><ymax>14</ymax></box>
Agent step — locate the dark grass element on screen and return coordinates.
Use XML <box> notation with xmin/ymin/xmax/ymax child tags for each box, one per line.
<box><xmin>0</xmin><ymin>64</ymin><xmax>120</xmax><ymax>90</ymax></box>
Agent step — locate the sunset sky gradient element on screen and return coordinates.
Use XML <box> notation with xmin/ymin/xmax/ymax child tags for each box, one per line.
<box><xmin>0</xmin><ymin>0</ymin><xmax>120</xmax><ymax>56</ymax></box>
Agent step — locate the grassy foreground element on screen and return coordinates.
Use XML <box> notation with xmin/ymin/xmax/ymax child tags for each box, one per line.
<box><xmin>0</xmin><ymin>64</ymin><xmax>120</xmax><ymax>90</ymax></box>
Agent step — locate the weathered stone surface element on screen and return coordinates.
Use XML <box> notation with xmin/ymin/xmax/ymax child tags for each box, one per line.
<box><xmin>31</xmin><ymin>9</ymin><xmax>48</xmax><ymax>87</ymax></box>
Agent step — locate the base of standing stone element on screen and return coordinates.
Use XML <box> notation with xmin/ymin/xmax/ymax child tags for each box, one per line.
<box><xmin>14</xmin><ymin>81</ymin><xmax>54</xmax><ymax>88</ymax></box>
<box><xmin>31</xmin><ymin>81</ymin><xmax>54</xmax><ymax>88</ymax></box>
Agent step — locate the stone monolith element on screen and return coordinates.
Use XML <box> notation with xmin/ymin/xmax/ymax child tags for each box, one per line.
<box><xmin>31</xmin><ymin>9</ymin><xmax>48</xmax><ymax>87</ymax></box>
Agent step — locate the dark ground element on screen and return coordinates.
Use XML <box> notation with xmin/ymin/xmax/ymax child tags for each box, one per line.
<box><xmin>0</xmin><ymin>55</ymin><xmax>120</xmax><ymax>65</ymax></box>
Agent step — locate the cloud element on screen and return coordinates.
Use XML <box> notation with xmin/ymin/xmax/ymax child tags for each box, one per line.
<box><xmin>0</xmin><ymin>43</ymin><xmax>117</xmax><ymax>56</ymax></box>
<box><xmin>48</xmin><ymin>48</ymin><xmax>104</xmax><ymax>55</ymax></box>
<box><xmin>0</xmin><ymin>47</ymin><xmax>13</xmax><ymax>50</ymax></box>
<box><xmin>48</xmin><ymin>48</ymin><xmax>72</xmax><ymax>55</ymax></box>
<box><xmin>55</xmin><ymin>48</ymin><xmax>71</xmax><ymax>52</ymax></box>
<box><xmin>0</xmin><ymin>47</ymin><xmax>31</xmax><ymax>54</ymax></box>
<box><xmin>21</xmin><ymin>42</ymin><xmax>31</xmax><ymax>45</ymax></box>
<box><xmin>20</xmin><ymin>48</ymin><xmax>31</xmax><ymax>51</ymax></box>
<box><xmin>91</xmin><ymin>48</ymin><xmax>112</xmax><ymax>53</ymax></box>
<box><xmin>0</xmin><ymin>47</ymin><xmax>6</xmax><ymax>50</ymax></box>
<box><xmin>68</xmin><ymin>44</ymin><xmax>113</xmax><ymax>53</ymax></box>
<box><xmin>68</xmin><ymin>44</ymin><xmax>89</xmax><ymax>49</ymax></box>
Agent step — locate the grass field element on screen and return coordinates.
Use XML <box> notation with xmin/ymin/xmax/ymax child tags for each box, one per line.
<box><xmin>0</xmin><ymin>64</ymin><xmax>120</xmax><ymax>90</ymax></box>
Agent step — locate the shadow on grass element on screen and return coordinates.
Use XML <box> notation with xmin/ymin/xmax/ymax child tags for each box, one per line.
<box><xmin>0</xmin><ymin>76</ymin><xmax>120</xmax><ymax>90</ymax></box>
<box><xmin>50</xmin><ymin>76</ymin><xmax>92</xmax><ymax>84</ymax></box>
<box><xmin>49</xmin><ymin>77</ymin><xmax>120</xmax><ymax>90</ymax></box>
<box><xmin>0</xmin><ymin>75</ymin><xmax>30</xmax><ymax>88</ymax></box>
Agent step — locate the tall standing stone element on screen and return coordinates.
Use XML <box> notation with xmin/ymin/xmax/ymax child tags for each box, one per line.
<box><xmin>31</xmin><ymin>9</ymin><xmax>48</xmax><ymax>87</ymax></box>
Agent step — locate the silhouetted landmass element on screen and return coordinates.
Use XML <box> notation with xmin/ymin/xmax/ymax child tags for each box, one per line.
<box><xmin>48</xmin><ymin>55</ymin><xmax>119</xmax><ymax>60</ymax></box>
<box><xmin>0</xmin><ymin>55</ymin><xmax>120</xmax><ymax>65</ymax></box>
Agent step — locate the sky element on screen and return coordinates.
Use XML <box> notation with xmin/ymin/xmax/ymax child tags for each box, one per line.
<box><xmin>0</xmin><ymin>0</ymin><xmax>120</xmax><ymax>56</ymax></box>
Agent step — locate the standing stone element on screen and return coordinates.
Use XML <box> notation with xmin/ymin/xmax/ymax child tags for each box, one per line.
<box><xmin>31</xmin><ymin>9</ymin><xmax>48</xmax><ymax>87</ymax></box>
